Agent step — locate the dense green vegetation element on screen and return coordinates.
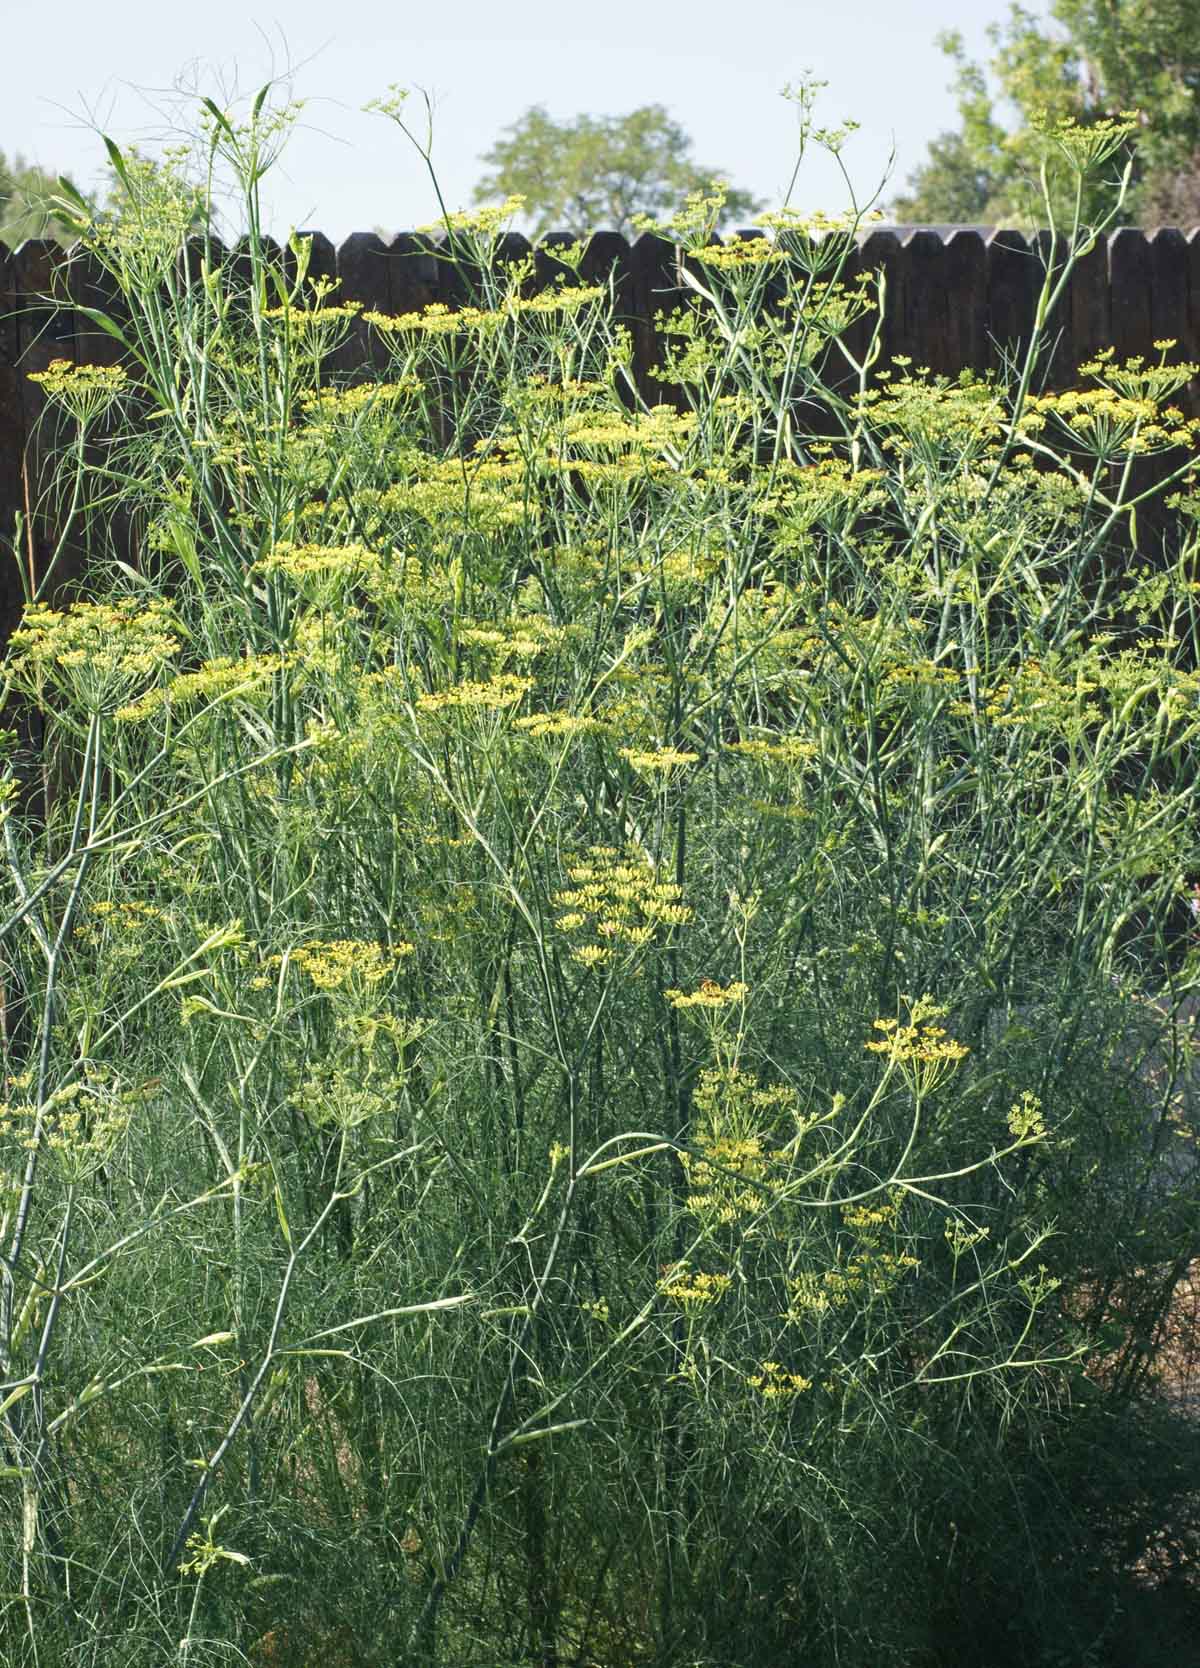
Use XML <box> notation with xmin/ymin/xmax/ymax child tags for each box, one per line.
<box><xmin>0</xmin><ymin>85</ymin><xmax>1198</xmax><ymax>1667</ymax></box>
<box><xmin>0</xmin><ymin>151</ymin><xmax>85</xmax><ymax>248</ymax></box>
<box><xmin>894</xmin><ymin>0</ymin><xmax>1200</xmax><ymax>229</ymax></box>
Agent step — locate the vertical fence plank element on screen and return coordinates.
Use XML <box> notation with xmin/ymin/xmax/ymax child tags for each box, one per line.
<box><xmin>0</xmin><ymin>241</ymin><xmax>24</xmax><ymax>640</ymax></box>
<box><xmin>1068</xmin><ymin>231</ymin><xmax>1110</xmax><ymax>378</ymax></box>
<box><xmin>14</xmin><ymin>240</ymin><xmax>76</xmax><ymax>601</ymax></box>
<box><xmin>1188</xmin><ymin>229</ymin><xmax>1200</xmax><ymax>420</ymax></box>
<box><xmin>431</xmin><ymin>230</ymin><xmax>471</xmax><ymax>313</ymax></box>
<box><xmin>334</xmin><ymin>233</ymin><xmax>393</xmax><ymax>379</ymax></box>
<box><xmin>1149</xmin><ymin>227</ymin><xmax>1189</xmax><ymax>355</ymax></box>
<box><xmin>943</xmin><ymin>229</ymin><xmax>989</xmax><ymax>381</ymax></box>
<box><xmin>1147</xmin><ymin>227</ymin><xmax>1195</xmax><ymax>412</ymax></box>
<box><xmin>898</xmin><ymin>230</ymin><xmax>954</xmax><ymax>375</ymax></box>
<box><xmin>1108</xmin><ymin>229</ymin><xmax>1158</xmax><ymax>559</ymax></box>
<box><xmin>494</xmin><ymin>231</ymin><xmax>533</xmax><ymax>292</ymax></box>
<box><xmin>1142</xmin><ymin>227</ymin><xmax>1195</xmax><ymax>552</ymax></box>
<box><xmin>533</xmin><ymin>232</ymin><xmax>578</xmax><ymax>291</ymax></box>
<box><xmin>790</xmin><ymin>231</ymin><xmax>849</xmax><ymax>438</ymax></box>
<box><xmin>293</xmin><ymin>229</ymin><xmax>338</xmax><ymax>295</ymax></box>
<box><xmin>854</xmin><ymin>229</ymin><xmax>903</xmax><ymax>375</ymax></box>
<box><xmin>578</xmin><ymin>231</ymin><xmax>632</xmax><ymax>294</ymax></box>
<box><xmin>290</xmin><ymin>231</ymin><xmax>339</xmax><ymax>387</ymax></box>
<box><xmin>7</xmin><ymin>240</ymin><xmax>73</xmax><ymax>813</ymax></box>
<box><xmin>1109</xmin><ymin>228</ymin><xmax>1153</xmax><ymax>361</ymax></box>
<box><xmin>985</xmin><ymin>230</ymin><xmax>1036</xmax><ymax>380</ymax></box>
<box><xmin>60</xmin><ymin>245</ymin><xmax>127</xmax><ymax>585</ymax></box>
<box><xmin>1187</xmin><ymin>228</ymin><xmax>1200</xmax><ymax>355</ymax></box>
<box><xmin>628</xmin><ymin>231</ymin><xmax>682</xmax><ymax>405</ymax></box>
<box><xmin>1032</xmin><ymin>231</ymin><xmax>1071</xmax><ymax>389</ymax></box>
<box><xmin>66</xmin><ymin>246</ymin><xmax>123</xmax><ymax>374</ymax></box>
<box><xmin>824</xmin><ymin>231</ymin><xmax>869</xmax><ymax>402</ymax></box>
<box><xmin>573</xmin><ymin>233</ymin><xmax>635</xmax><ymax>405</ymax></box>
<box><xmin>385</xmin><ymin>232</ymin><xmax>438</xmax><ymax>319</ymax></box>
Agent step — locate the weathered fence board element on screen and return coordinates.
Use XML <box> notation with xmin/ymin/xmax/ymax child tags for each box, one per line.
<box><xmin>0</xmin><ymin>240</ymin><xmax>23</xmax><ymax>645</ymax></box>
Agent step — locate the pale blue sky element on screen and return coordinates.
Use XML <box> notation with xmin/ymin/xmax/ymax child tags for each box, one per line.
<box><xmin>1</xmin><ymin>0</ymin><xmax>1049</xmax><ymax>241</ymax></box>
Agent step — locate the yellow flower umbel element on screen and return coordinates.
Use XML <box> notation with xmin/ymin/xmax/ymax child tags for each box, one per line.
<box><xmin>664</xmin><ymin>979</ymin><xmax>748</xmax><ymax>1010</ymax></box>
<box><xmin>115</xmin><ymin>654</ymin><xmax>283</xmax><ymax>725</ymax></box>
<box><xmin>553</xmin><ymin>845</ymin><xmax>693</xmax><ymax>968</ymax></box>
<box><xmin>620</xmin><ymin>745</ymin><xmax>700</xmax><ymax>775</ymax></box>
<box><xmin>281</xmin><ymin>937</ymin><xmax>414</xmax><ymax>992</ymax></box>
<box><xmin>299</xmin><ymin>378</ymin><xmax>422</xmax><ymax>421</ymax></box>
<box><xmin>416</xmin><ymin>673</ymin><xmax>534</xmax><ymax>716</ymax></box>
<box><xmin>255</xmin><ymin>540</ymin><xmax>378</xmax><ymax>608</ymax></box>
<box><xmin>256</xmin><ymin>541</ymin><xmax>376</xmax><ymax>582</ymax></box>
<box><xmin>0</xmin><ymin>1068</ymin><xmax>151</xmax><ymax>1184</ymax></box>
<box><xmin>1025</xmin><ymin>361</ymin><xmax>1200</xmax><ymax>458</ymax></box>
<box><xmin>263</xmin><ymin>284</ymin><xmax>363</xmax><ymax>365</ymax></box>
<box><xmin>513</xmin><ymin>711</ymin><xmax>605</xmax><ymax>742</ymax></box>
<box><xmin>697</xmin><ymin>238</ymin><xmax>787</xmax><ymax>272</ymax></box>
<box><xmin>746</xmin><ymin>1361</ymin><xmax>813</xmax><ymax>1399</ymax></box>
<box><xmin>27</xmin><ymin>359</ymin><xmax>128</xmax><ymax>426</ymax></box>
<box><xmin>680</xmin><ymin>1064</ymin><xmax>803</xmax><ymax>1226</ymax></box>
<box><xmin>7</xmin><ymin>597</ymin><xmax>182</xmax><ymax>717</ymax></box>
<box><xmin>364</xmin><ymin>286</ymin><xmax>605</xmax><ymax>342</ymax></box>
<box><xmin>658</xmin><ymin>1265</ymin><xmax>731</xmax><ymax>1308</ymax></box>
<box><xmin>865</xmin><ymin>996</ymin><xmax>969</xmax><ymax>1097</ymax></box>
<box><xmin>787</xmin><ymin>1191</ymin><xmax>919</xmax><ymax>1319</ymax></box>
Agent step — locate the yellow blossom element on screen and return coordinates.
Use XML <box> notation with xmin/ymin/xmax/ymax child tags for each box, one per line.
<box><xmin>865</xmin><ymin>997</ymin><xmax>969</xmax><ymax>1094</ymax></box>
<box><xmin>27</xmin><ymin>358</ymin><xmax>128</xmax><ymax>424</ymax></box>
<box><xmin>417</xmin><ymin>674</ymin><xmax>533</xmax><ymax>714</ymax></box>
<box><xmin>9</xmin><ymin>597</ymin><xmax>182</xmax><ymax>714</ymax></box>
<box><xmin>747</xmin><ymin>1361</ymin><xmax>813</xmax><ymax>1398</ymax></box>
<box><xmin>620</xmin><ymin>746</ymin><xmax>700</xmax><ymax>773</ymax></box>
<box><xmin>274</xmin><ymin>938</ymin><xmax>414</xmax><ymax>991</ymax></box>
<box><xmin>658</xmin><ymin>1266</ymin><xmax>732</xmax><ymax>1307</ymax></box>
<box><xmin>664</xmin><ymin>980</ymin><xmax>748</xmax><ymax>1009</ymax></box>
<box><xmin>116</xmin><ymin>654</ymin><xmax>283</xmax><ymax>724</ymax></box>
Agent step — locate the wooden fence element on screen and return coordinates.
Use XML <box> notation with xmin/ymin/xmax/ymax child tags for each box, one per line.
<box><xmin>1</xmin><ymin>221</ymin><xmax>1199</xmax><ymax>634</ymax></box>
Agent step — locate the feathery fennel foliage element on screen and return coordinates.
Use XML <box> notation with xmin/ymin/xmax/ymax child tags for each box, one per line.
<box><xmin>0</xmin><ymin>80</ymin><xmax>1198</xmax><ymax>1668</ymax></box>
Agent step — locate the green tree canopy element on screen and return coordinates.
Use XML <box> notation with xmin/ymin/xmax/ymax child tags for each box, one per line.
<box><xmin>473</xmin><ymin>103</ymin><xmax>763</xmax><ymax>239</ymax></box>
<box><xmin>0</xmin><ymin>143</ymin><xmax>209</xmax><ymax>252</ymax></box>
<box><xmin>892</xmin><ymin>2</ymin><xmax>1200</xmax><ymax>229</ymax></box>
<box><xmin>0</xmin><ymin>151</ymin><xmax>91</xmax><ymax>247</ymax></box>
